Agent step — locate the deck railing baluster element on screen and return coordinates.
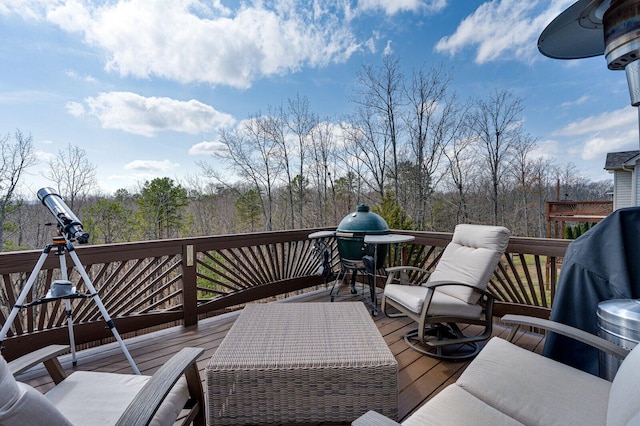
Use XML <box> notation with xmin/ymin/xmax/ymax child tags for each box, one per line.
<box><xmin>0</xmin><ymin>229</ymin><xmax>570</xmax><ymax>360</ymax></box>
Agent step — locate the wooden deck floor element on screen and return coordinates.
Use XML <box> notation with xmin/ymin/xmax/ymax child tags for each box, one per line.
<box><xmin>15</xmin><ymin>288</ymin><xmax>545</xmax><ymax>423</ymax></box>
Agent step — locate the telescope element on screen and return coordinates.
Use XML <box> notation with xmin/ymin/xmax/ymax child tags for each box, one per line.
<box><xmin>0</xmin><ymin>188</ymin><xmax>139</xmax><ymax>373</ymax></box>
<box><xmin>37</xmin><ymin>187</ymin><xmax>90</xmax><ymax>244</ymax></box>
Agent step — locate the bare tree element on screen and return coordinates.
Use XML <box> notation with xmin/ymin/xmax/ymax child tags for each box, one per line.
<box><xmin>0</xmin><ymin>130</ymin><xmax>37</xmax><ymax>252</ymax></box>
<box><xmin>444</xmin><ymin>121</ymin><xmax>477</xmax><ymax>225</ymax></box>
<box><xmin>529</xmin><ymin>157</ymin><xmax>556</xmax><ymax>237</ymax></box>
<box><xmin>286</xmin><ymin>94</ymin><xmax>317</xmax><ymax>228</ymax></box>
<box><xmin>44</xmin><ymin>143</ymin><xmax>97</xmax><ymax>210</ymax></box>
<box><xmin>203</xmin><ymin>116</ymin><xmax>281</xmax><ymax>231</ymax></box>
<box><xmin>402</xmin><ymin>65</ymin><xmax>464</xmax><ymax>229</ymax></box>
<box><xmin>181</xmin><ymin>174</ymin><xmax>236</xmax><ymax>236</ymax></box>
<box><xmin>309</xmin><ymin>120</ymin><xmax>338</xmax><ymax>226</ymax></box>
<box><xmin>261</xmin><ymin>106</ymin><xmax>295</xmax><ymax>228</ymax></box>
<box><xmin>557</xmin><ymin>162</ymin><xmax>601</xmax><ymax>201</ymax></box>
<box><xmin>9</xmin><ymin>196</ymin><xmax>50</xmax><ymax>250</ymax></box>
<box><xmin>471</xmin><ymin>90</ymin><xmax>525</xmax><ymax>225</ymax></box>
<box><xmin>509</xmin><ymin>134</ymin><xmax>538</xmax><ymax>236</ymax></box>
<box><xmin>340</xmin><ymin>109</ymin><xmax>389</xmax><ymax>203</ymax></box>
<box><xmin>352</xmin><ymin>55</ymin><xmax>403</xmax><ymax>202</ymax></box>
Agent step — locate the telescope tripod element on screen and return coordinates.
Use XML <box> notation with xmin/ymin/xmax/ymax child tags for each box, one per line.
<box><xmin>0</xmin><ymin>236</ymin><xmax>140</xmax><ymax>374</ymax></box>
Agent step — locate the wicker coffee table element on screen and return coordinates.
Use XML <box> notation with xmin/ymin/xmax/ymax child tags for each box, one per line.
<box><xmin>206</xmin><ymin>302</ymin><xmax>397</xmax><ymax>425</ymax></box>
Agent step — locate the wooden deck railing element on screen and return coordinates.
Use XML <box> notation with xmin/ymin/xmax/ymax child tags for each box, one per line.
<box><xmin>0</xmin><ymin>228</ymin><xmax>570</xmax><ymax>360</ymax></box>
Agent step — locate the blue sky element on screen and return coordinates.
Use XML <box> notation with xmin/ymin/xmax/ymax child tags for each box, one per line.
<box><xmin>1</xmin><ymin>0</ymin><xmax>636</xmax><ymax>196</ymax></box>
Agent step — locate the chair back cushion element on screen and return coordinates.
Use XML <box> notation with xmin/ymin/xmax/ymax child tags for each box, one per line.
<box><xmin>607</xmin><ymin>342</ymin><xmax>640</xmax><ymax>425</ymax></box>
<box><xmin>426</xmin><ymin>224</ymin><xmax>510</xmax><ymax>304</ymax></box>
<box><xmin>0</xmin><ymin>355</ymin><xmax>72</xmax><ymax>426</ymax></box>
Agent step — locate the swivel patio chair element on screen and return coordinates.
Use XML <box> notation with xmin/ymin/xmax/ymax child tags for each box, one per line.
<box><xmin>353</xmin><ymin>314</ymin><xmax>636</xmax><ymax>426</ymax></box>
<box><xmin>381</xmin><ymin>224</ymin><xmax>510</xmax><ymax>360</ymax></box>
<box><xmin>0</xmin><ymin>345</ymin><xmax>205</xmax><ymax>426</ymax></box>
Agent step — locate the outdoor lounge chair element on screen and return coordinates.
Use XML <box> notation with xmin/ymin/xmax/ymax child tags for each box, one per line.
<box><xmin>352</xmin><ymin>314</ymin><xmax>637</xmax><ymax>426</ymax></box>
<box><xmin>0</xmin><ymin>345</ymin><xmax>205</xmax><ymax>426</ymax></box>
<box><xmin>381</xmin><ymin>224</ymin><xmax>510</xmax><ymax>359</ymax></box>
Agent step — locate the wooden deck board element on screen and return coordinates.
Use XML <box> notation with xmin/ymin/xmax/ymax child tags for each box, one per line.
<box><xmin>15</xmin><ymin>288</ymin><xmax>545</xmax><ymax>423</ymax></box>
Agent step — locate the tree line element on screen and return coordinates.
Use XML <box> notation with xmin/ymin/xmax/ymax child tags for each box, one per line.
<box><xmin>0</xmin><ymin>57</ymin><xmax>612</xmax><ymax>251</ymax></box>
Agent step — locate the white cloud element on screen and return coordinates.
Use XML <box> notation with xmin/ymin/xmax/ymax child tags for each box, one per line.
<box><xmin>555</xmin><ymin>107</ymin><xmax>637</xmax><ymax>137</ymax></box>
<box><xmin>530</xmin><ymin>139</ymin><xmax>559</xmax><ymax>161</ymax></box>
<box><xmin>124</xmin><ymin>159</ymin><xmax>179</xmax><ymax>172</ymax></box>
<box><xmin>383</xmin><ymin>40</ymin><xmax>393</xmax><ymax>56</ymax></box>
<box><xmin>554</xmin><ymin>107</ymin><xmax>639</xmax><ymax>160</ymax></box>
<box><xmin>560</xmin><ymin>95</ymin><xmax>590</xmax><ymax>108</ymax></box>
<box><xmin>362</xmin><ymin>30</ymin><xmax>382</xmax><ymax>54</ymax></box>
<box><xmin>71</xmin><ymin>91</ymin><xmax>235</xmax><ymax>137</ymax></box>
<box><xmin>0</xmin><ymin>90</ymin><xmax>59</xmax><ymax>104</ymax></box>
<box><xmin>356</xmin><ymin>0</ymin><xmax>446</xmax><ymax>15</ymax></box>
<box><xmin>364</xmin><ymin>37</ymin><xmax>376</xmax><ymax>54</ymax></box>
<box><xmin>435</xmin><ymin>0</ymin><xmax>574</xmax><ymax>64</ymax></box>
<box><xmin>36</xmin><ymin>0</ymin><xmax>362</xmax><ymax>89</ymax></box>
<box><xmin>65</xmin><ymin>101</ymin><xmax>85</xmax><ymax>117</ymax></box>
<box><xmin>0</xmin><ymin>0</ymin><xmax>54</xmax><ymax>20</ymax></box>
<box><xmin>65</xmin><ymin>69</ymin><xmax>97</xmax><ymax>84</ymax></box>
<box><xmin>33</xmin><ymin>150</ymin><xmax>55</xmax><ymax>162</ymax></box>
<box><xmin>581</xmin><ymin>136</ymin><xmax>634</xmax><ymax>160</ymax></box>
<box><xmin>189</xmin><ymin>141</ymin><xmax>228</xmax><ymax>156</ymax></box>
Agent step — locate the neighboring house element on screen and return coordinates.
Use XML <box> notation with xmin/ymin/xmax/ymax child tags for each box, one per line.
<box><xmin>604</xmin><ymin>150</ymin><xmax>640</xmax><ymax>210</ymax></box>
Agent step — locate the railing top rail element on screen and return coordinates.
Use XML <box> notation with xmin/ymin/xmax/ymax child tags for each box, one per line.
<box><xmin>0</xmin><ymin>226</ymin><xmax>569</xmax><ymax>359</ymax></box>
<box><xmin>0</xmin><ymin>227</ymin><xmax>569</xmax><ymax>273</ymax></box>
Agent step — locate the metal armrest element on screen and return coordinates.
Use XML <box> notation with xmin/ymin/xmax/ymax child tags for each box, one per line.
<box><xmin>116</xmin><ymin>347</ymin><xmax>205</xmax><ymax>426</ymax></box>
<box><xmin>502</xmin><ymin>314</ymin><xmax>630</xmax><ymax>360</ymax></box>
<box><xmin>385</xmin><ymin>266</ymin><xmax>430</xmax><ymax>286</ymax></box>
<box><xmin>351</xmin><ymin>410</ymin><xmax>401</xmax><ymax>426</ymax></box>
<box><xmin>8</xmin><ymin>344</ymin><xmax>69</xmax><ymax>384</ymax></box>
<box><xmin>425</xmin><ymin>281</ymin><xmax>496</xmax><ymax>300</ymax></box>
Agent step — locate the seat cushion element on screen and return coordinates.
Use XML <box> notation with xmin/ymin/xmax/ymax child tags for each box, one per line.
<box><xmin>608</xmin><ymin>342</ymin><xmax>640</xmax><ymax>425</ymax></box>
<box><xmin>457</xmin><ymin>337</ymin><xmax>611</xmax><ymax>426</ymax></box>
<box><xmin>45</xmin><ymin>371</ymin><xmax>189</xmax><ymax>426</ymax></box>
<box><xmin>427</xmin><ymin>225</ymin><xmax>509</xmax><ymax>304</ymax></box>
<box><xmin>384</xmin><ymin>284</ymin><xmax>482</xmax><ymax>319</ymax></box>
<box><xmin>0</xmin><ymin>355</ymin><xmax>72</xmax><ymax>426</ymax></box>
<box><xmin>402</xmin><ymin>384</ymin><xmax>524</xmax><ymax>426</ymax></box>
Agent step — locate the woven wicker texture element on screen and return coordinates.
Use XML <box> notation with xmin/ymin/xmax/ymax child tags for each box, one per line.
<box><xmin>206</xmin><ymin>302</ymin><xmax>398</xmax><ymax>425</ymax></box>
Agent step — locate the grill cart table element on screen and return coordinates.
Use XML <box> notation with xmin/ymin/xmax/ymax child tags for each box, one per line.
<box><xmin>330</xmin><ymin>205</ymin><xmax>390</xmax><ymax>306</ymax></box>
<box><xmin>206</xmin><ymin>302</ymin><xmax>398</xmax><ymax>425</ymax></box>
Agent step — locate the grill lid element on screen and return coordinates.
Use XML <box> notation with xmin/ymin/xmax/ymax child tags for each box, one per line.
<box><xmin>336</xmin><ymin>204</ymin><xmax>389</xmax><ymax>235</ymax></box>
<box><xmin>335</xmin><ymin>204</ymin><xmax>389</xmax><ymax>267</ymax></box>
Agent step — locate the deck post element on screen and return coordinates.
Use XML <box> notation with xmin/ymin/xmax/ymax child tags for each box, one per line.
<box><xmin>181</xmin><ymin>243</ymin><xmax>198</xmax><ymax>327</ymax></box>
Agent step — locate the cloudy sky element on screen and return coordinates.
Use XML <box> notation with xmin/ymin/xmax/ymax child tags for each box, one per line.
<box><xmin>0</xmin><ymin>0</ymin><xmax>635</xmax><ymax>196</ymax></box>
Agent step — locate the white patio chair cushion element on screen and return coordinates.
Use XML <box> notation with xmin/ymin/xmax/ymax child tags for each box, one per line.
<box><xmin>0</xmin><ymin>355</ymin><xmax>71</xmax><ymax>426</ymax></box>
<box><xmin>607</xmin><ymin>338</ymin><xmax>640</xmax><ymax>425</ymax></box>
<box><xmin>456</xmin><ymin>337</ymin><xmax>611</xmax><ymax>426</ymax></box>
<box><xmin>426</xmin><ymin>224</ymin><xmax>509</xmax><ymax>305</ymax></box>
<box><xmin>402</xmin><ymin>384</ymin><xmax>523</xmax><ymax>426</ymax></box>
<box><xmin>384</xmin><ymin>283</ymin><xmax>482</xmax><ymax>319</ymax></box>
<box><xmin>45</xmin><ymin>371</ymin><xmax>190</xmax><ymax>426</ymax></box>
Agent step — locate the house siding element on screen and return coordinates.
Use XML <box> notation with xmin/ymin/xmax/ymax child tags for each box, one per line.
<box><xmin>614</xmin><ymin>170</ymin><xmax>633</xmax><ymax>210</ymax></box>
